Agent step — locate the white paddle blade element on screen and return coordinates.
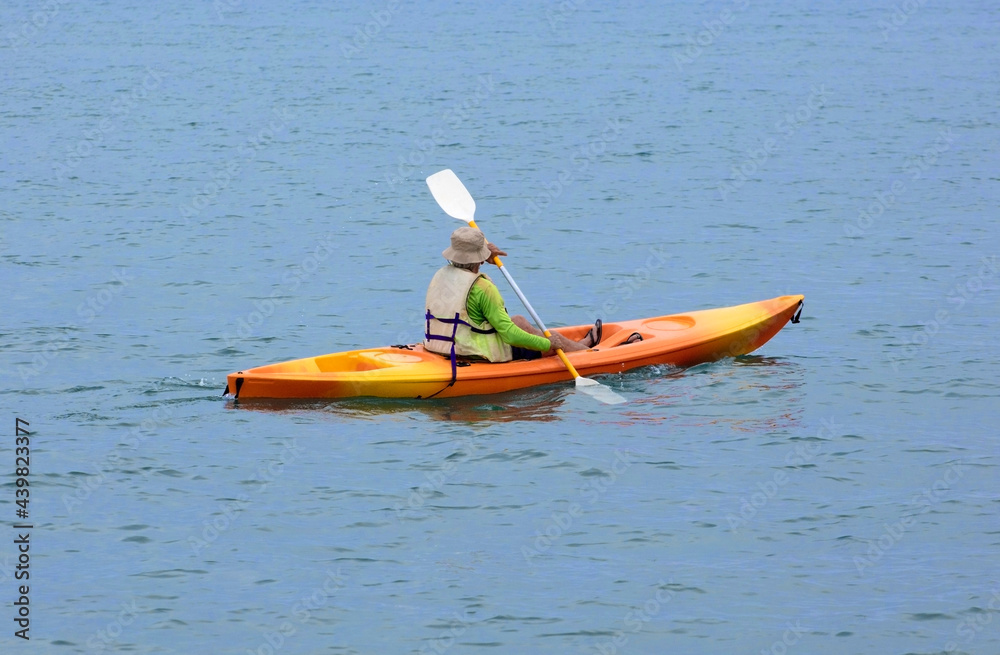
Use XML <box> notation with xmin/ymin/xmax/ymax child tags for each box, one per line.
<box><xmin>575</xmin><ymin>376</ymin><xmax>627</xmax><ymax>405</ymax></box>
<box><xmin>426</xmin><ymin>169</ymin><xmax>476</xmax><ymax>222</ymax></box>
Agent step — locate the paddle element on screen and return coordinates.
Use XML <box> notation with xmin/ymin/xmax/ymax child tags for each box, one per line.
<box><xmin>425</xmin><ymin>169</ymin><xmax>626</xmax><ymax>405</ymax></box>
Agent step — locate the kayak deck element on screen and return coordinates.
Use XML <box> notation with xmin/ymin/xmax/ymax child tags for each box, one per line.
<box><xmin>225</xmin><ymin>295</ymin><xmax>803</xmax><ymax>400</ymax></box>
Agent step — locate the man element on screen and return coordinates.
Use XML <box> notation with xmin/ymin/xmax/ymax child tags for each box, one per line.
<box><xmin>424</xmin><ymin>227</ymin><xmax>601</xmax><ymax>363</ymax></box>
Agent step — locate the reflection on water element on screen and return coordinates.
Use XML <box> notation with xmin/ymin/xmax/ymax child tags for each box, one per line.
<box><xmin>228</xmin><ymin>386</ymin><xmax>569</xmax><ymax>423</ymax></box>
<box><xmin>730</xmin><ymin>354</ymin><xmax>797</xmax><ymax>368</ymax></box>
<box><xmin>595</xmin><ymin>356</ymin><xmax>805</xmax><ymax>431</ymax></box>
<box><xmin>225</xmin><ymin>356</ymin><xmax>803</xmax><ymax>428</ymax></box>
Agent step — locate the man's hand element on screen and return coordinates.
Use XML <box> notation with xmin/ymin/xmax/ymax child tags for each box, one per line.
<box><xmin>546</xmin><ymin>332</ymin><xmax>577</xmax><ymax>353</ymax></box>
<box><xmin>486</xmin><ymin>242</ymin><xmax>508</xmax><ymax>266</ymax></box>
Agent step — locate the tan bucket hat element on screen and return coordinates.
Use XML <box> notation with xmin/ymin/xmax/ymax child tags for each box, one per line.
<box><xmin>442</xmin><ymin>226</ymin><xmax>491</xmax><ymax>264</ymax></box>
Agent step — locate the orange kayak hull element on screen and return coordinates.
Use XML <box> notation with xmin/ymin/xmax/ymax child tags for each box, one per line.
<box><xmin>225</xmin><ymin>295</ymin><xmax>803</xmax><ymax>400</ymax></box>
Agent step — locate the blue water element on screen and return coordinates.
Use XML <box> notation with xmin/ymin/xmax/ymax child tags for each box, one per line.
<box><xmin>3</xmin><ymin>1</ymin><xmax>999</xmax><ymax>653</ymax></box>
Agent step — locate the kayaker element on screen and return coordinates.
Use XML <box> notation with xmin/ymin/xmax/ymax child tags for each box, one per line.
<box><xmin>425</xmin><ymin>227</ymin><xmax>601</xmax><ymax>363</ymax></box>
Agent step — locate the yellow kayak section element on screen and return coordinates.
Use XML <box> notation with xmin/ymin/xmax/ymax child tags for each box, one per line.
<box><xmin>224</xmin><ymin>295</ymin><xmax>803</xmax><ymax>400</ymax></box>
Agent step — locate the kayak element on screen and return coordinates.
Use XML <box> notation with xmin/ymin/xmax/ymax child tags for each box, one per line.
<box><xmin>224</xmin><ymin>295</ymin><xmax>803</xmax><ymax>400</ymax></box>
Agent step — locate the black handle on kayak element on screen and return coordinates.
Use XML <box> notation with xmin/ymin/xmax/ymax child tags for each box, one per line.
<box><xmin>791</xmin><ymin>300</ymin><xmax>804</xmax><ymax>324</ymax></box>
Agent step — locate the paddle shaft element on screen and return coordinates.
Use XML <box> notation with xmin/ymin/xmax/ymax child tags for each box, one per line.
<box><xmin>467</xmin><ymin>219</ymin><xmax>583</xmax><ymax>379</ymax></box>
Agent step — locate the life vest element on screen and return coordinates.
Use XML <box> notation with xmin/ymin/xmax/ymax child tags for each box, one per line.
<box><xmin>424</xmin><ymin>265</ymin><xmax>513</xmax><ymax>364</ymax></box>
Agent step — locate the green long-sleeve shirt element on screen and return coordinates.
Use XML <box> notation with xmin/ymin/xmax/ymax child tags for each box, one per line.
<box><xmin>467</xmin><ymin>277</ymin><xmax>551</xmax><ymax>352</ymax></box>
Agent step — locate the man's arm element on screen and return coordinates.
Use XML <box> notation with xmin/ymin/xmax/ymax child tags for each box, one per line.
<box><xmin>469</xmin><ymin>279</ymin><xmax>551</xmax><ymax>351</ymax></box>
